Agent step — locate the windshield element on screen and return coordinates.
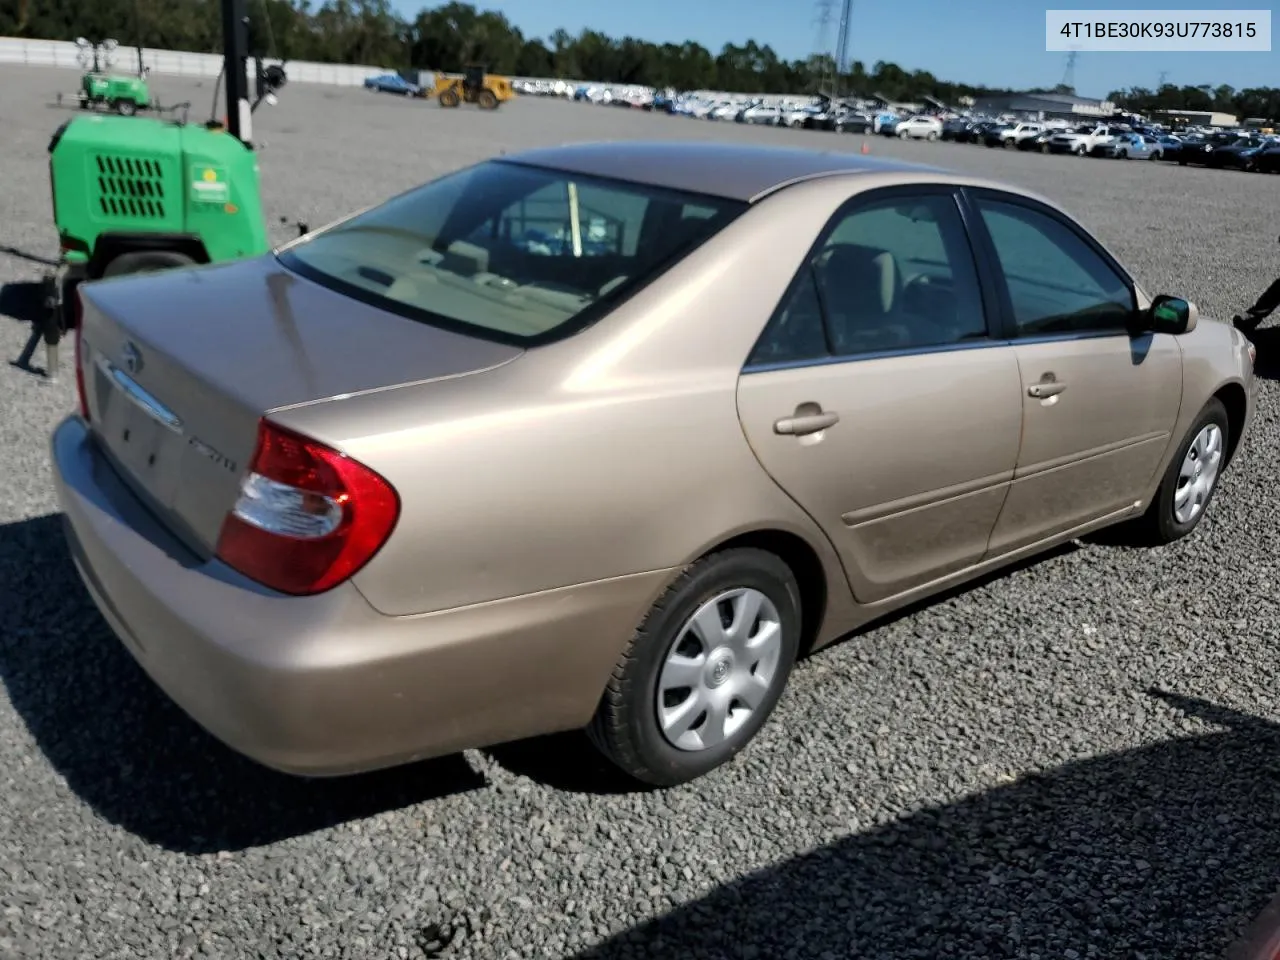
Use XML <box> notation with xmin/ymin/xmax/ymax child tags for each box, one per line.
<box><xmin>279</xmin><ymin>160</ymin><xmax>746</xmax><ymax>346</ymax></box>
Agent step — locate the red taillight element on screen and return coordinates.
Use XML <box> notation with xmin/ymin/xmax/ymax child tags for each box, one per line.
<box><xmin>73</xmin><ymin>294</ymin><xmax>88</xmax><ymax>420</ymax></box>
<box><xmin>215</xmin><ymin>419</ymin><xmax>400</xmax><ymax>596</ymax></box>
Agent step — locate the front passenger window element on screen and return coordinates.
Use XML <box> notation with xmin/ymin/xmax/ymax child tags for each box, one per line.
<box><xmin>975</xmin><ymin>198</ymin><xmax>1135</xmax><ymax>336</ymax></box>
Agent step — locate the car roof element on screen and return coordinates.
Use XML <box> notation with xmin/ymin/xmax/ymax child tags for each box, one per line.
<box><xmin>498</xmin><ymin>140</ymin><xmax>947</xmax><ymax>203</ymax></box>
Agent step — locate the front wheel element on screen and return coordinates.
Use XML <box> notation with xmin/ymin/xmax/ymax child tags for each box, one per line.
<box><xmin>102</xmin><ymin>249</ymin><xmax>197</xmax><ymax>278</ymax></box>
<box><xmin>1076</xmin><ymin>145</ymin><xmax>1087</xmax><ymax>156</ymax></box>
<box><xmin>1128</xmin><ymin>398</ymin><xmax>1229</xmax><ymax>545</ymax></box>
<box><xmin>113</xmin><ymin>99</ymin><xmax>137</xmax><ymax>117</ymax></box>
<box><xmin>587</xmin><ymin>548</ymin><xmax>802</xmax><ymax>787</ymax></box>
<box><xmin>926</xmin><ymin>131</ymin><xmax>937</xmax><ymax>141</ymax></box>
<box><xmin>898</xmin><ymin>129</ymin><xmax>909</xmax><ymax>139</ymax></box>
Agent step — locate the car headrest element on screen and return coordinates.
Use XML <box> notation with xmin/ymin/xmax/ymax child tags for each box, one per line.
<box><xmin>818</xmin><ymin>243</ymin><xmax>899</xmax><ymax>316</ymax></box>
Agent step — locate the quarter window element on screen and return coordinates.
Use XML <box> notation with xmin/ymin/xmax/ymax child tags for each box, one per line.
<box><xmin>974</xmin><ymin>197</ymin><xmax>1135</xmax><ymax>336</ymax></box>
<box><xmin>748</xmin><ymin>193</ymin><xmax>989</xmax><ymax>365</ymax></box>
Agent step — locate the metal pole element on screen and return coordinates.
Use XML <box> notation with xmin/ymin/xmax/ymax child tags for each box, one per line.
<box><xmin>221</xmin><ymin>0</ymin><xmax>253</xmax><ymax>146</ymax></box>
<box><xmin>834</xmin><ymin>0</ymin><xmax>854</xmax><ymax>84</ymax></box>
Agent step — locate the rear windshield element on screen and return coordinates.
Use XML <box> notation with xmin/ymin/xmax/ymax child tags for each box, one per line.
<box><xmin>278</xmin><ymin>160</ymin><xmax>747</xmax><ymax>346</ymax></box>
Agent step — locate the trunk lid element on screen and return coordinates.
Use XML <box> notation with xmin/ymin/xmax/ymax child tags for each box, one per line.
<box><xmin>78</xmin><ymin>254</ymin><xmax>522</xmax><ymax>555</ymax></box>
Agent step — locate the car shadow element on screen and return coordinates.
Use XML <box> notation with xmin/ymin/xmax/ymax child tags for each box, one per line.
<box><xmin>0</xmin><ymin>281</ymin><xmax>45</xmax><ymax>326</ymax></box>
<box><xmin>0</xmin><ymin>514</ymin><xmax>486</xmax><ymax>854</ymax></box>
<box><xmin>572</xmin><ymin>691</ymin><xmax>1280</xmax><ymax>960</ymax></box>
<box><xmin>1245</xmin><ymin>324</ymin><xmax>1280</xmax><ymax>381</ymax></box>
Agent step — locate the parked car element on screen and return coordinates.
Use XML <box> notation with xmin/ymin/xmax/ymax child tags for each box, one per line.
<box><xmin>941</xmin><ymin>118</ymin><xmax>972</xmax><ymax>141</ymax></box>
<box><xmin>1097</xmin><ymin>133</ymin><xmax>1164</xmax><ymax>160</ymax></box>
<box><xmin>54</xmin><ymin>141</ymin><xmax>1256</xmax><ymax>788</ymax></box>
<box><xmin>1177</xmin><ymin>132</ymin><xmax>1242</xmax><ymax>166</ymax></box>
<box><xmin>1208</xmin><ymin>136</ymin><xmax>1269</xmax><ymax>170</ymax></box>
<box><xmin>831</xmin><ymin>111</ymin><xmax>872</xmax><ymax>134</ymax></box>
<box><xmin>1018</xmin><ymin>130</ymin><xmax>1055</xmax><ymax>153</ymax></box>
<box><xmin>1249</xmin><ymin>142</ymin><xmax>1280</xmax><ymax>172</ymax></box>
<box><xmin>738</xmin><ymin>103</ymin><xmax>784</xmax><ymax>126</ymax></box>
<box><xmin>960</xmin><ymin>120</ymin><xmax>1000</xmax><ymax>144</ymax></box>
<box><xmin>1048</xmin><ymin>124</ymin><xmax>1120</xmax><ymax>156</ymax></box>
<box><xmin>363</xmin><ymin>73</ymin><xmax>420</xmax><ymax>96</ymax></box>
<box><xmin>894</xmin><ymin>116</ymin><xmax>943</xmax><ymax>140</ymax></box>
<box><xmin>986</xmin><ymin>122</ymin><xmax>1044</xmax><ymax>149</ymax></box>
<box><xmin>1152</xmin><ymin>134</ymin><xmax>1185</xmax><ymax>160</ymax></box>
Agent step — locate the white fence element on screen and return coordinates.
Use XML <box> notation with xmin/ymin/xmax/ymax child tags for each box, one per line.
<box><xmin>0</xmin><ymin>36</ymin><xmax>386</xmax><ymax>86</ymax></box>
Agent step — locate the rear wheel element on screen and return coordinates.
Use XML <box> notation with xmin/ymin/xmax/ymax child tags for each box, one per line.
<box><xmin>587</xmin><ymin>548</ymin><xmax>802</xmax><ymax>786</ymax></box>
<box><xmin>1128</xmin><ymin>398</ymin><xmax>1229</xmax><ymax>545</ymax></box>
<box><xmin>114</xmin><ymin>99</ymin><xmax>137</xmax><ymax>117</ymax></box>
<box><xmin>926</xmin><ymin>131</ymin><xmax>937</xmax><ymax>141</ymax></box>
<box><xmin>102</xmin><ymin>250</ymin><xmax>197</xmax><ymax>278</ymax></box>
<box><xmin>1076</xmin><ymin>144</ymin><xmax>1087</xmax><ymax>156</ymax></box>
<box><xmin>477</xmin><ymin>88</ymin><xmax>498</xmax><ymax>110</ymax></box>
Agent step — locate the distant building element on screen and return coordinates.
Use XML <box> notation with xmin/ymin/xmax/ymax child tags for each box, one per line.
<box><xmin>1152</xmin><ymin>109</ymin><xmax>1239</xmax><ymax>128</ymax></box>
<box><xmin>971</xmin><ymin>92</ymin><xmax>1116</xmax><ymax>121</ymax></box>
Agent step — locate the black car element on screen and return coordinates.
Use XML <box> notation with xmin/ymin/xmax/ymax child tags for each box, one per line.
<box><xmin>941</xmin><ymin>118</ymin><xmax>972</xmax><ymax>141</ymax></box>
<box><xmin>964</xmin><ymin>121</ymin><xmax>1002</xmax><ymax>144</ymax></box>
<box><xmin>1177</xmin><ymin>132</ymin><xmax>1243</xmax><ymax>166</ymax></box>
<box><xmin>1251</xmin><ymin>143</ymin><xmax>1280</xmax><ymax>172</ymax></box>
<box><xmin>1208</xmin><ymin>136</ymin><xmax>1269</xmax><ymax>170</ymax></box>
<box><xmin>1017</xmin><ymin>130</ymin><xmax>1055</xmax><ymax>153</ymax></box>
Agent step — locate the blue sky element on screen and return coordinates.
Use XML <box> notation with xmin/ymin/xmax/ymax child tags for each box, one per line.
<box><xmin>391</xmin><ymin>0</ymin><xmax>1279</xmax><ymax>97</ymax></box>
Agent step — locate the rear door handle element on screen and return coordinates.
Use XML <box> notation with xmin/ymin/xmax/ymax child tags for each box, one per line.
<box><xmin>1028</xmin><ymin>381</ymin><xmax>1067</xmax><ymax>398</ymax></box>
<box><xmin>774</xmin><ymin>411</ymin><xmax>840</xmax><ymax>436</ymax></box>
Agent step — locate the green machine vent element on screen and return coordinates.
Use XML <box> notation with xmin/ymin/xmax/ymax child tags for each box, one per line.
<box><xmin>93</xmin><ymin>154</ymin><xmax>167</xmax><ymax>220</ymax></box>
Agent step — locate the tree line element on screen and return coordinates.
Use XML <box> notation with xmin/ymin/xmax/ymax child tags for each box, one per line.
<box><xmin>4</xmin><ymin>0</ymin><xmax>1278</xmax><ymax>117</ymax></box>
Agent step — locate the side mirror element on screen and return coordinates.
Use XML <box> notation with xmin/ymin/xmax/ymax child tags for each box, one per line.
<box><xmin>1146</xmin><ymin>294</ymin><xmax>1198</xmax><ymax>335</ymax></box>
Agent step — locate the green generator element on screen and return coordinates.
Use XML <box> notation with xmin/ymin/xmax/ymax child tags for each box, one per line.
<box><xmin>78</xmin><ymin>71</ymin><xmax>153</xmax><ymax>115</ymax></box>
<box><xmin>19</xmin><ymin>0</ymin><xmax>296</xmax><ymax>380</ymax></box>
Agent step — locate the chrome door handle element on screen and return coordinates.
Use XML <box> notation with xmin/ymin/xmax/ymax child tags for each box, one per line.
<box><xmin>1028</xmin><ymin>381</ymin><xmax>1067</xmax><ymax>399</ymax></box>
<box><xmin>774</xmin><ymin>411</ymin><xmax>839</xmax><ymax>436</ymax></box>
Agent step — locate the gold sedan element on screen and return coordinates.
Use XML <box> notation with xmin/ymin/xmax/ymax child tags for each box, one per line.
<box><xmin>52</xmin><ymin>141</ymin><xmax>1256</xmax><ymax>787</ymax></box>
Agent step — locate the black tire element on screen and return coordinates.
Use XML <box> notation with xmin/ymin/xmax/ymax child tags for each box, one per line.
<box><xmin>439</xmin><ymin>88</ymin><xmax>460</xmax><ymax>108</ymax></box>
<box><xmin>102</xmin><ymin>250</ymin><xmax>197</xmax><ymax>278</ymax></box>
<box><xmin>1076</xmin><ymin>145</ymin><xmax>1087</xmax><ymax>156</ymax></box>
<box><xmin>114</xmin><ymin>99</ymin><xmax>137</xmax><ymax>117</ymax></box>
<box><xmin>587</xmin><ymin>548</ymin><xmax>802</xmax><ymax>787</ymax></box>
<box><xmin>1128</xmin><ymin>398</ymin><xmax>1230</xmax><ymax>545</ymax></box>
<box><xmin>477</xmin><ymin>88</ymin><xmax>498</xmax><ymax>110</ymax></box>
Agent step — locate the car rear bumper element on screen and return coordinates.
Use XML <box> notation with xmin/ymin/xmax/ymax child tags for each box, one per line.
<box><xmin>52</xmin><ymin>415</ymin><xmax>668</xmax><ymax>776</ymax></box>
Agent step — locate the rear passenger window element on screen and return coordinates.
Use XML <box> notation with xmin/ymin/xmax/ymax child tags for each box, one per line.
<box><xmin>748</xmin><ymin>192</ymin><xmax>989</xmax><ymax>365</ymax></box>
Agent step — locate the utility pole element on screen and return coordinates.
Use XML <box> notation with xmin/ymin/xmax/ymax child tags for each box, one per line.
<box><xmin>812</xmin><ymin>0</ymin><xmax>835</xmax><ymax>96</ymax></box>
<box><xmin>1061</xmin><ymin>50</ymin><xmax>1077</xmax><ymax>91</ymax></box>
<box><xmin>834</xmin><ymin>0</ymin><xmax>854</xmax><ymax>92</ymax></box>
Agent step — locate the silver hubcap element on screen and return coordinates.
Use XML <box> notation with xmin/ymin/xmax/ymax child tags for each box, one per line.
<box><xmin>656</xmin><ymin>588</ymin><xmax>783</xmax><ymax>752</ymax></box>
<box><xmin>1174</xmin><ymin>423</ymin><xmax>1223</xmax><ymax>524</ymax></box>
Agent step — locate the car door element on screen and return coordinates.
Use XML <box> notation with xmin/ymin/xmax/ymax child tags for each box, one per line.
<box><xmin>964</xmin><ymin>189</ymin><xmax>1183</xmax><ymax>555</ymax></box>
<box><xmin>737</xmin><ymin>186</ymin><xmax>1024</xmax><ymax>605</ymax></box>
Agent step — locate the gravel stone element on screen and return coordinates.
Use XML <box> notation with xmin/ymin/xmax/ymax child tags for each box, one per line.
<box><xmin>3</xmin><ymin>64</ymin><xmax>1280</xmax><ymax>959</ymax></box>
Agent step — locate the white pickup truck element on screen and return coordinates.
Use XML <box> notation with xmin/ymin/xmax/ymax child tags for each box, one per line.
<box><xmin>1048</xmin><ymin>124</ymin><xmax>1121</xmax><ymax>156</ymax></box>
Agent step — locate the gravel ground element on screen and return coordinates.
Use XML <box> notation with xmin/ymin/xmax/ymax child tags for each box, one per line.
<box><xmin>4</xmin><ymin>63</ymin><xmax>1280</xmax><ymax>960</ymax></box>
